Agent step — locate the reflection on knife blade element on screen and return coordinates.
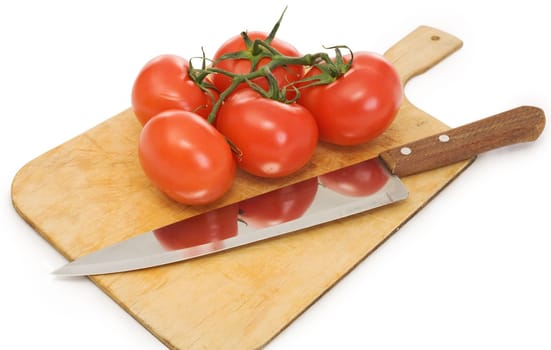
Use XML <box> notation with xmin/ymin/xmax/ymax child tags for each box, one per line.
<box><xmin>53</xmin><ymin>158</ymin><xmax>406</xmax><ymax>276</ymax></box>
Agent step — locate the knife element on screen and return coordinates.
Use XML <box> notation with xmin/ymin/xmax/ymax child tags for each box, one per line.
<box><xmin>53</xmin><ymin>105</ymin><xmax>545</xmax><ymax>277</ymax></box>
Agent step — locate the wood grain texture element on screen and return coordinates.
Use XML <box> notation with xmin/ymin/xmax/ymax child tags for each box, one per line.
<box><xmin>380</xmin><ymin>106</ymin><xmax>546</xmax><ymax>177</ymax></box>
<box><xmin>12</xmin><ymin>26</ymin><xmax>469</xmax><ymax>349</ymax></box>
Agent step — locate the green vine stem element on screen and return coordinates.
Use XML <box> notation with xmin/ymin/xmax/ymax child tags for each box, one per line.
<box><xmin>188</xmin><ymin>7</ymin><xmax>354</xmax><ymax>124</ymax></box>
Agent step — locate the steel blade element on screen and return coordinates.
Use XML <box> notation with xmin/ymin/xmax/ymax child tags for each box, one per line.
<box><xmin>53</xmin><ymin>157</ymin><xmax>408</xmax><ymax>276</ymax></box>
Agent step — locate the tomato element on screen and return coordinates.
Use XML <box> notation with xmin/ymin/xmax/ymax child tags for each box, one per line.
<box><xmin>216</xmin><ymin>88</ymin><xmax>318</xmax><ymax>178</ymax></box>
<box><xmin>138</xmin><ymin>110</ymin><xmax>236</xmax><ymax>205</ymax></box>
<box><xmin>319</xmin><ymin>158</ymin><xmax>389</xmax><ymax>197</ymax></box>
<box><xmin>211</xmin><ymin>31</ymin><xmax>303</xmax><ymax>93</ymax></box>
<box><xmin>131</xmin><ymin>54</ymin><xmax>216</xmax><ymax>125</ymax></box>
<box><xmin>298</xmin><ymin>51</ymin><xmax>402</xmax><ymax>146</ymax></box>
<box><xmin>153</xmin><ymin>204</ymin><xmax>239</xmax><ymax>250</ymax></box>
<box><xmin>239</xmin><ymin>177</ymin><xmax>318</xmax><ymax>228</ymax></box>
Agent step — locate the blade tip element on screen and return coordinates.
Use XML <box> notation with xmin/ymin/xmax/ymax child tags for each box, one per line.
<box><xmin>50</xmin><ymin>265</ymin><xmax>86</xmax><ymax>277</ymax></box>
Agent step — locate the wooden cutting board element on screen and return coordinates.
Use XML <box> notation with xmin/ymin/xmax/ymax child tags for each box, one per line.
<box><xmin>12</xmin><ymin>25</ymin><xmax>469</xmax><ymax>349</ymax></box>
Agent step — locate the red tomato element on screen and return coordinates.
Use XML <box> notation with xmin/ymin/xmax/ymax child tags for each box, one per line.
<box><xmin>298</xmin><ymin>52</ymin><xmax>402</xmax><ymax>146</ymax></box>
<box><xmin>139</xmin><ymin>110</ymin><xmax>236</xmax><ymax>205</ymax></box>
<box><xmin>319</xmin><ymin>158</ymin><xmax>389</xmax><ymax>197</ymax></box>
<box><xmin>153</xmin><ymin>204</ymin><xmax>239</xmax><ymax>250</ymax></box>
<box><xmin>239</xmin><ymin>177</ymin><xmax>319</xmax><ymax>228</ymax></box>
<box><xmin>131</xmin><ymin>54</ymin><xmax>216</xmax><ymax>125</ymax></box>
<box><xmin>216</xmin><ymin>89</ymin><xmax>318</xmax><ymax>178</ymax></box>
<box><xmin>211</xmin><ymin>31</ymin><xmax>303</xmax><ymax>93</ymax></box>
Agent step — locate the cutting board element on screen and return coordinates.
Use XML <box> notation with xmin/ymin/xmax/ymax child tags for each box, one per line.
<box><xmin>12</xmin><ymin>25</ymin><xmax>469</xmax><ymax>349</ymax></box>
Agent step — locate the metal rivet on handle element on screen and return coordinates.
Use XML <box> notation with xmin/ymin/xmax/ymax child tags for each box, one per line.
<box><xmin>400</xmin><ymin>147</ymin><xmax>412</xmax><ymax>156</ymax></box>
<box><xmin>438</xmin><ymin>134</ymin><xmax>450</xmax><ymax>143</ymax></box>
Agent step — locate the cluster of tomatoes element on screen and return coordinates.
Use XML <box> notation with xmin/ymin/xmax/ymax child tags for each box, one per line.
<box><xmin>131</xmin><ymin>19</ymin><xmax>402</xmax><ymax>206</ymax></box>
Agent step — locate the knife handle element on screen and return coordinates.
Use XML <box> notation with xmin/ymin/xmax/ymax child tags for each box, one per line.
<box><xmin>380</xmin><ymin>106</ymin><xmax>546</xmax><ymax>177</ymax></box>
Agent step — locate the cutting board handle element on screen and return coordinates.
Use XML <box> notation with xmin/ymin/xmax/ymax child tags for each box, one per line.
<box><xmin>380</xmin><ymin>106</ymin><xmax>546</xmax><ymax>177</ymax></box>
<box><xmin>384</xmin><ymin>25</ymin><xmax>463</xmax><ymax>85</ymax></box>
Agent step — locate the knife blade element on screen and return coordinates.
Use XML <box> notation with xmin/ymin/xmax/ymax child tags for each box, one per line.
<box><xmin>53</xmin><ymin>105</ymin><xmax>545</xmax><ymax>277</ymax></box>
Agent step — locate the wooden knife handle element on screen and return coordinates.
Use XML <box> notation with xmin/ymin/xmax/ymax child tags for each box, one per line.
<box><xmin>379</xmin><ymin>106</ymin><xmax>546</xmax><ymax>177</ymax></box>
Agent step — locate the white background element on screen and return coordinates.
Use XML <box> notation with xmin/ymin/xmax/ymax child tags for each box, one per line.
<box><xmin>1</xmin><ymin>1</ymin><xmax>550</xmax><ymax>349</ymax></box>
